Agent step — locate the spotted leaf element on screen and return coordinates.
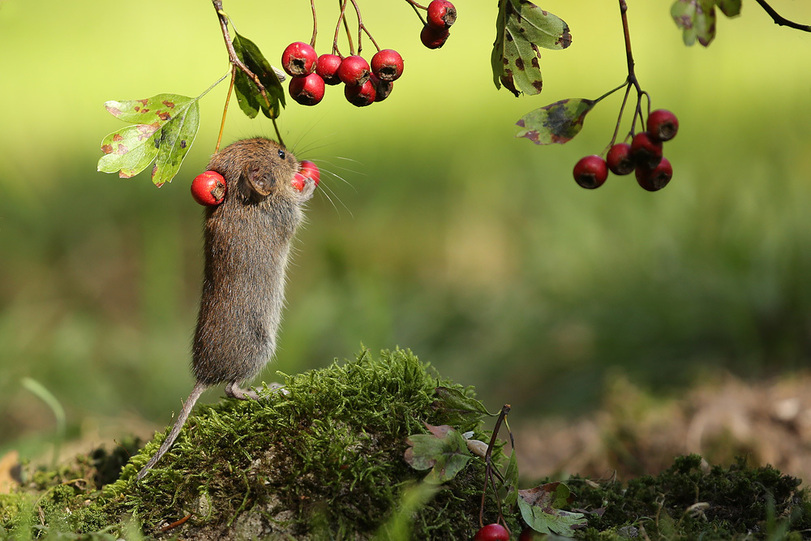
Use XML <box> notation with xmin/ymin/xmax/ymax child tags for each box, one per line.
<box><xmin>97</xmin><ymin>93</ymin><xmax>200</xmax><ymax>186</ymax></box>
<box><xmin>492</xmin><ymin>0</ymin><xmax>571</xmax><ymax>97</ymax></box>
<box><xmin>671</xmin><ymin>0</ymin><xmax>740</xmax><ymax>47</ymax></box>
<box><xmin>516</xmin><ymin>98</ymin><xmax>596</xmax><ymax>145</ymax></box>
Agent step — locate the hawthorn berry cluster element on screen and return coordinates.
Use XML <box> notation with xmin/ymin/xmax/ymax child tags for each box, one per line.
<box><xmin>280</xmin><ymin>0</ymin><xmax>456</xmax><ymax>108</ymax></box>
<box><xmin>190</xmin><ymin>160</ymin><xmax>320</xmax><ymax>206</ymax></box>
<box><xmin>419</xmin><ymin>0</ymin><xmax>457</xmax><ymax>49</ymax></box>
<box><xmin>573</xmin><ymin>109</ymin><xmax>679</xmax><ymax>192</ymax></box>
<box><xmin>282</xmin><ymin>42</ymin><xmax>404</xmax><ymax>107</ymax></box>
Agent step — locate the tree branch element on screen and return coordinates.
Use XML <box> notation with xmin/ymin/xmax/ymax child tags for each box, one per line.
<box><xmin>754</xmin><ymin>0</ymin><xmax>811</xmax><ymax>33</ymax></box>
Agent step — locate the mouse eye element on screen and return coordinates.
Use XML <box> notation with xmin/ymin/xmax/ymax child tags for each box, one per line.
<box><xmin>277</xmin><ymin>149</ymin><xmax>286</xmax><ymax>160</ymax></box>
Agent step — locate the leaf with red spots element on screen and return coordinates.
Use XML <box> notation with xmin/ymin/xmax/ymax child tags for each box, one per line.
<box><xmin>671</xmin><ymin>0</ymin><xmax>741</xmax><ymax>47</ymax></box>
<box><xmin>518</xmin><ymin>482</ymin><xmax>587</xmax><ymax>536</ymax></box>
<box><xmin>232</xmin><ymin>31</ymin><xmax>285</xmax><ymax>119</ymax></box>
<box><xmin>515</xmin><ymin>98</ymin><xmax>596</xmax><ymax>145</ymax></box>
<box><xmin>97</xmin><ymin>93</ymin><xmax>200</xmax><ymax>186</ymax></box>
<box><xmin>492</xmin><ymin>0</ymin><xmax>571</xmax><ymax>97</ymax></box>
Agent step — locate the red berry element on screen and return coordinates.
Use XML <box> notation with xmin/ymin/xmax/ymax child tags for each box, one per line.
<box><xmin>630</xmin><ymin>132</ymin><xmax>663</xmax><ymax>169</ymax></box>
<box><xmin>191</xmin><ymin>171</ymin><xmax>226</xmax><ymax>206</ymax></box>
<box><xmin>281</xmin><ymin>41</ymin><xmax>317</xmax><ymax>76</ymax></box>
<box><xmin>316</xmin><ymin>54</ymin><xmax>343</xmax><ymax>85</ymax></box>
<box><xmin>344</xmin><ymin>79</ymin><xmax>376</xmax><ymax>107</ymax></box>
<box><xmin>473</xmin><ymin>523</ymin><xmax>510</xmax><ymax>541</ymax></box>
<box><xmin>606</xmin><ymin>143</ymin><xmax>635</xmax><ymax>176</ymax></box>
<box><xmin>371</xmin><ymin>49</ymin><xmax>404</xmax><ymax>82</ymax></box>
<box><xmin>636</xmin><ymin>157</ymin><xmax>673</xmax><ymax>192</ymax></box>
<box><xmin>370</xmin><ymin>74</ymin><xmax>393</xmax><ymax>102</ymax></box>
<box><xmin>338</xmin><ymin>55</ymin><xmax>371</xmax><ymax>86</ymax></box>
<box><xmin>289</xmin><ymin>73</ymin><xmax>325</xmax><ymax>106</ymax></box>
<box><xmin>299</xmin><ymin>160</ymin><xmax>320</xmax><ymax>187</ymax></box>
<box><xmin>427</xmin><ymin>0</ymin><xmax>457</xmax><ymax>29</ymax></box>
<box><xmin>420</xmin><ymin>24</ymin><xmax>450</xmax><ymax>49</ymax></box>
<box><xmin>573</xmin><ymin>155</ymin><xmax>608</xmax><ymax>189</ymax></box>
<box><xmin>291</xmin><ymin>172</ymin><xmax>307</xmax><ymax>192</ymax></box>
<box><xmin>647</xmin><ymin>109</ymin><xmax>679</xmax><ymax>142</ymax></box>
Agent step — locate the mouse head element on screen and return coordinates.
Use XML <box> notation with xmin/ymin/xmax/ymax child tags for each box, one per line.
<box><xmin>207</xmin><ymin>138</ymin><xmax>299</xmax><ymax>203</ymax></box>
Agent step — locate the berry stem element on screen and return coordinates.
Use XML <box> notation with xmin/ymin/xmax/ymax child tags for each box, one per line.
<box><xmin>335</xmin><ymin>0</ymin><xmax>356</xmax><ymax>56</ymax></box>
<box><xmin>212</xmin><ymin>1</ymin><xmax>270</xmax><ymax>108</ymax></box>
<box><xmin>216</xmin><ymin>65</ymin><xmax>237</xmax><ymax>153</ymax></box>
<box><xmin>478</xmin><ymin>404</ymin><xmax>512</xmax><ymax>530</ymax></box>
<box><xmin>350</xmin><ymin>0</ymin><xmax>381</xmax><ymax>52</ymax></box>
<box><xmin>405</xmin><ymin>0</ymin><xmax>427</xmax><ymax>24</ymax></box>
<box><xmin>310</xmin><ymin>0</ymin><xmax>318</xmax><ymax>47</ymax></box>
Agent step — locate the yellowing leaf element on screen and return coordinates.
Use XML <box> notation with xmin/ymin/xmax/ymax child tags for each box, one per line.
<box><xmin>97</xmin><ymin>93</ymin><xmax>200</xmax><ymax>186</ymax></box>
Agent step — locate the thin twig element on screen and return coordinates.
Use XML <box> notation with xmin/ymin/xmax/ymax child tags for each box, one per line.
<box><xmin>310</xmin><ymin>0</ymin><xmax>318</xmax><ymax>47</ymax></box>
<box><xmin>754</xmin><ymin>0</ymin><xmax>811</xmax><ymax>32</ymax></box>
<box><xmin>478</xmin><ymin>404</ymin><xmax>511</xmax><ymax>529</ymax></box>
<box><xmin>216</xmin><ymin>66</ymin><xmax>236</xmax><ymax>153</ymax></box>
<box><xmin>350</xmin><ymin>0</ymin><xmax>381</xmax><ymax>52</ymax></box>
<box><xmin>211</xmin><ymin>0</ymin><xmax>270</xmax><ymax>109</ymax></box>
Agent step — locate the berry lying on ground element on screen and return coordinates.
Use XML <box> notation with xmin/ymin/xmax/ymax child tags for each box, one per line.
<box><xmin>281</xmin><ymin>41</ymin><xmax>318</xmax><ymax>76</ymax></box>
<box><xmin>473</xmin><ymin>523</ymin><xmax>510</xmax><ymax>541</ymax></box>
<box><xmin>573</xmin><ymin>155</ymin><xmax>608</xmax><ymax>189</ymax></box>
<box><xmin>191</xmin><ymin>171</ymin><xmax>227</xmax><ymax>206</ymax></box>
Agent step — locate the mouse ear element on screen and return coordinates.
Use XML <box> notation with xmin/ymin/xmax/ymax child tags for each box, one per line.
<box><xmin>245</xmin><ymin>166</ymin><xmax>275</xmax><ymax>197</ymax></box>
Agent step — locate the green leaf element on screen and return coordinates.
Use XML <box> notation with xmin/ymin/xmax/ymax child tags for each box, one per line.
<box><xmin>515</xmin><ymin>98</ymin><xmax>596</xmax><ymax>145</ymax></box>
<box><xmin>97</xmin><ymin>94</ymin><xmax>200</xmax><ymax>185</ymax></box>
<box><xmin>518</xmin><ymin>482</ymin><xmax>587</xmax><ymax>536</ymax></box>
<box><xmin>404</xmin><ymin>424</ymin><xmax>471</xmax><ymax>484</ymax></box>
<box><xmin>492</xmin><ymin>0</ymin><xmax>571</xmax><ymax>97</ymax></box>
<box><xmin>715</xmin><ymin>0</ymin><xmax>741</xmax><ymax>17</ymax></box>
<box><xmin>671</xmin><ymin>0</ymin><xmax>718</xmax><ymax>46</ymax></box>
<box><xmin>232</xmin><ymin>32</ymin><xmax>285</xmax><ymax>119</ymax></box>
<box><xmin>499</xmin><ymin>449</ymin><xmax>520</xmax><ymax>506</ymax></box>
<box><xmin>432</xmin><ymin>387</ymin><xmax>494</xmax><ymax>425</ymax></box>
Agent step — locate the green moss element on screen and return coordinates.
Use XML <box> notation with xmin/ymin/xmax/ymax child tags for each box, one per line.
<box><xmin>3</xmin><ymin>349</ymin><xmax>811</xmax><ymax>540</ymax></box>
<box><xmin>571</xmin><ymin>454</ymin><xmax>811</xmax><ymax>540</ymax></box>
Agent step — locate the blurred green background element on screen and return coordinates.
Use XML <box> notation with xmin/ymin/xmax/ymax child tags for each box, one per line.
<box><xmin>1</xmin><ymin>0</ymin><xmax>810</xmax><ymax>456</ymax></box>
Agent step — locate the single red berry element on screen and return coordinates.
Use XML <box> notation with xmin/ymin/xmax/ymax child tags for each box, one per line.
<box><xmin>420</xmin><ymin>24</ymin><xmax>450</xmax><ymax>49</ymax></box>
<box><xmin>371</xmin><ymin>49</ymin><xmax>404</xmax><ymax>82</ymax></box>
<box><xmin>473</xmin><ymin>523</ymin><xmax>510</xmax><ymax>541</ymax></box>
<box><xmin>299</xmin><ymin>160</ymin><xmax>320</xmax><ymax>187</ymax></box>
<box><xmin>191</xmin><ymin>171</ymin><xmax>227</xmax><ymax>206</ymax></box>
<box><xmin>573</xmin><ymin>155</ymin><xmax>608</xmax><ymax>189</ymax></box>
<box><xmin>636</xmin><ymin>157</ymin><xmax>673</xmax><ymax>192</ymax></box>
<box><xmin>344</xmin><ymin>79</ymin><xmax>376</xmax><ymax>107</ymax></box>
<box><xmin>289</xmin><ymin>73</ymin><xmax>325</xmax><ymax>106</ymax></box>
<box><xmin>281</xmin><ymin>41</ymin><xmax>318</xmax><ymax>76</ymax></box>
<box><xmin>630</xmin><ymin>132</ymin><xmax>663</xmax><ymax>169</ymax></box>
<box><xmin>338</xmin><ymin>55</ymin><xmax>371</xmax><ymax>86</ymax></box>
<box><xmin>291</xmin><ymin>172</ymin><xmax>307</xmax><ymax>192</ymax></box>
<box><xmin>370</xmin><ymin>74</ymin><xmax>393</xmax><ymax>102</ymax></box>
<box><xmin>606</xmin><ymin>143</ymin><xmax>635</xmax><ymax>176</ymax></box>
<box><xmin>316</xmin><ymin>53</ymin><xmax>343</xmax><ymax>85</ymax></box>
<box><xmin>647</xmin><ymin>109</ymin><xmax>679</xmax><ymax>142</ymax></box>
<box><xmin>427</xmin><ymin>0</ymin><xmax>457</xmax><ymax>29</ymax></box>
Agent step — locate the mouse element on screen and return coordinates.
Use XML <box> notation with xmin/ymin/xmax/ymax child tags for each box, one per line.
<box><xmin>136</xmin><ymin>137</ymin><xmax>316</xmax><ymax>480</ymax></box>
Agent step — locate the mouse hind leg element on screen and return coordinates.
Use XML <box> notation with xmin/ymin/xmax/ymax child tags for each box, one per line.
<box><xmin>225</xmin><ymin>381</ymin><xmax>260</xmax><ymax>400</ymax></box>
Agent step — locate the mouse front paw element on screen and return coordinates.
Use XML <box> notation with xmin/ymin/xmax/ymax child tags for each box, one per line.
<box><xmin>298</xmin><ymin>175</ymin><xmax>317</xmax><ymax>201</ymax></box>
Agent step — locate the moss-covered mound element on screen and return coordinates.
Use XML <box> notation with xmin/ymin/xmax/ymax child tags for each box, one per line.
<box><xmin>2</xmin><ymin>349</ymin><xmax>811</xmax><ymax>540</ymax></box>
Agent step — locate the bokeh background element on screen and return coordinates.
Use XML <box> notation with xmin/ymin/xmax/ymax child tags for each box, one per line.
<box><xmin>2</xmin><ymin>0</ymin><xmax>810</xmax><ymax>465</ymax></box>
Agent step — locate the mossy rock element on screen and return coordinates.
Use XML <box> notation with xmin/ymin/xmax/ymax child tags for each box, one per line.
<box><xmin>2</xmin><ymin>348</ymin><xmax>811</xmax><ymax>540</ymax></box>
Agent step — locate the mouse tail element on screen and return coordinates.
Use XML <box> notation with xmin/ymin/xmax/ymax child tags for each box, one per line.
<box><xmin>136</xmin><ymin>381</ymin><xmax>207</xmax><ymax>481</ymax></box>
